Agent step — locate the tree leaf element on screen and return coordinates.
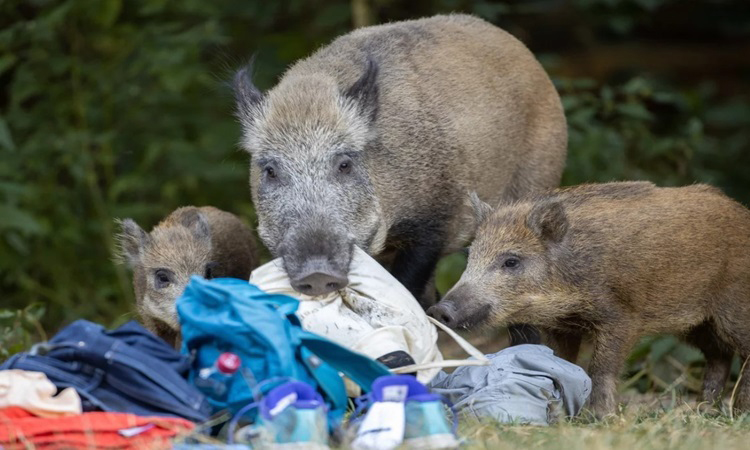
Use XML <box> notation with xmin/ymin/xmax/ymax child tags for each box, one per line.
<box><xmin>0</xmin><ymin>205</ymin><xmax>43</xmax><ymax>234</ymax></box>
<box><xmin>0</xmin><ymin>118</ymin><xmax>15</xmax><ymax>151</ymax></box>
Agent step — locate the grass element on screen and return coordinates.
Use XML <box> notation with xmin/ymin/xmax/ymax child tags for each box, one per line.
<box><xmin>433</xmin><ymin>326</ymin><xmax>750</xmax><ymax>449</ymax></box>
<box><xmin>459</xmin><ymin>394</ymin><xmax>750</xmax><ymax>450</ymax></box>
<box><xmin>174</xmin><ymin>392</ymin><xmax>750</xmax><ymax>449</ymax></box>
<box><xmin>431</xmin><ymin>322</ymin><xmax>750</xmax><ymax>450</ymax></box>
<box><xmin>7</xmin><ymin>306</ymin><xmax>750</xmax><ymax>449</ymax></box>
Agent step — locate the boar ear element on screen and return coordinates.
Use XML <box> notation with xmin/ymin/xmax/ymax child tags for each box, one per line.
<box><xmin>467</xmin><ymin>191</ymin><xmax>493</xmax><ymax>227</ymax></box>
<box><xmin>527</xmin><ymin>201</ymin><xmax>568</xmax><ymax>243</ymax></box>
<box><xmin>344</xmin><ymin>56</ymin><xmax>379</xmax><ymax>122</ymax></box>
<box><xmin>233</xmin><ymin>55</ymin><xmax>264</xmax><ymax>126</ymax></box>
<box><xmin>115</xmin><ymin>218</ymin><xmax>150</xmax><ymax>267</ymax></box>
<box><xmin>180</xmin><ymin>210</ymin><xmax>211</xmax><ymax>241</ymax></box>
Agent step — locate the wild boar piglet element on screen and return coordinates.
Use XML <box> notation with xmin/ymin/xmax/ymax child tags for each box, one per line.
<box><xmin>116</xmin><ymin>206</ymin><xmax>258</xmax><ymax>346</ymax></box>
<box><xmin>429</xmin><ymin>182</ymin><xmax>750</xmax><ymax>417</ymax></box>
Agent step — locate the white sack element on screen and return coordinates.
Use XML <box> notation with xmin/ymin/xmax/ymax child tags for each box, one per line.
<box><xmin>249</xmin><ymin>246</ymin><xmax>444</xmax><ymax>387</ymax></box>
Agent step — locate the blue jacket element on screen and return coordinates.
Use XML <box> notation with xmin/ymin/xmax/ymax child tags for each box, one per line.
<box><xmin>1</xmin><ymin>319</ymin><xmax>211</xmax><ymax>422</ymax></box>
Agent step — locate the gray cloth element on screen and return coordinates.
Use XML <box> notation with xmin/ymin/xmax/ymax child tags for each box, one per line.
<box><xmin>427</xmin><ymin>344</ymin><xmax>591</xmax><ymax>426</ymax></box>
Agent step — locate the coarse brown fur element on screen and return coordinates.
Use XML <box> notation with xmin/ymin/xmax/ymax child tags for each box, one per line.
<box><xmin>430</xmin><ymin>181</ymin><xmax>750</xmax><ymax>418</ymax></box>
<box><xmin>115</xmin><ymin>206</ymin><xmax>258</xmax><ymax>347</ymax></box>
<box><xmin>234</xmin><ymin>14</ymin><xmax>567</xmax><ymax>310</ymax></box>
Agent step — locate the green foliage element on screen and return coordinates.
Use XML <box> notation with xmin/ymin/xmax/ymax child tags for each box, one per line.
<box><xmin>436</xmin><ymin>252</ymin><xmax>468</xmax><ymax>296</ymax></box>
<box><xmin>572</xmin><ymin>0</ymin><xmax>678</xmax><ymax>34</ymax></box>
<box><xmin>0</xmin><ymin>303</ymin><xmax>47</xmax><ymax>360</ymax></box>
<box><xmin>625</xmin><ymin>335</ymin><xmax>707</xmax><ymax>395</ymax></box>
<box><xmin>560</xmin><ymin>76</ymin><xmax>750</xmax><ymax>205</ymax></box>
<box><xmin>0</xmin><ymin>0</ymin><xmax>352</xmax><ymax>330</ymax></box>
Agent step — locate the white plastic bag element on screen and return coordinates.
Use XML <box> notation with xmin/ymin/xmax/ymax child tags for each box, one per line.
<box><xmin>249</xmin><ymin>246</ymin><xmax>488</xmax><ymax>392</ymax></box>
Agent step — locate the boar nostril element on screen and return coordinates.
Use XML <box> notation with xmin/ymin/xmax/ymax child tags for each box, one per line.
<box><xmin>292</xmin><ymin>271</ymin><xmax>348</xmax><ymax>297</ymax></box>
<box><xmin>428</xmin><ymin>303</ymin><xmax>458</xmax><ymax>327</ymax></box>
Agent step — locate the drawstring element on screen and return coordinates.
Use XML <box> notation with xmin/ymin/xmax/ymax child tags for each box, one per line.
<box><xmin>226</xmin><ymin>376</ymin><xmax>295</xmax><ymax>444</ymax></box>
<box><xmin>349</xmin><ymin>393</ymin><xmax>373</xmax><ymax>426</ymax></box>
<box><xmin>251</xmin><ymin>376</ymin><xmax>294</xmax><ymax>402</ymax></box>
<box><xmin>440</xmin><ymin>396</ymin><xmax>459</xmax><ymax>436</ymax></box>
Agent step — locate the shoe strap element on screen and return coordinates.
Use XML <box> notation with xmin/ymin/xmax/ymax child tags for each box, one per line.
<box><xmin>440</xmin><ymin>396</ymin><xmax>460</xmax><ymax>436</ymax></box>
<box><xmin>227</xmin><ymin>400</ymin><xmax>260</xmax><ymax>444</ymax></box>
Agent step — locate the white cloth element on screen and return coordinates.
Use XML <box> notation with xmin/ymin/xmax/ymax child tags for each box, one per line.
<box><xmin>249</xmin><ymin>246</ymin><xmax>444</xmax><ymax>388</ymax></box>
<box><xmin>0</xmin><ymin>369</ymin><xmax>82</xmax><ymax>417</ymax></box>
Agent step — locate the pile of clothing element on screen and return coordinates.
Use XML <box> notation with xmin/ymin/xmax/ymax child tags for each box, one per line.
<box><xmin>0</xmin><ymin>251</ymin><xmax>592</xmax><ymax>449</ymax></box>
<box><xmin>250</xmin><ymin>247</ymin><xmax>592</xmax><ymax>428</ymax></box>
<box><xmin>0</xmin><ymin>320</ymin><xmax>206</xmax><ymax>449</ymax></box>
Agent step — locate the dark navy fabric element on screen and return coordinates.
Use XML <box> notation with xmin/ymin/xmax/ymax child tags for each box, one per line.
<box><xmin>0</xmin><ymin>319</ymin><xmax>211</xmax><ymax>422</ymax></box>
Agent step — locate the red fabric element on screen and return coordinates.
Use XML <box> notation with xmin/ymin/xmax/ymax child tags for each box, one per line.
<box><xmin>0</xmin><ymin>407</ymin><xmax>31</xmax><ymax>420</ymax></box>
<box><xmin>0</xmin><ymin>407</ymin><xmax>195</xmax><ymax>449</ymax></box>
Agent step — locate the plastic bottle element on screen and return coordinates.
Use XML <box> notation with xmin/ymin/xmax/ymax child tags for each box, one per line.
<box><xmin>195</xmin><ymin>352</ymin><xmax>241</xmax><ymax>399</ymax></box>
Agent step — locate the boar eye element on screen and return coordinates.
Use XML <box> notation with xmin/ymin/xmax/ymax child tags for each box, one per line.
<box><xmin>154</xmin><ymin>269</ymin><xmax>173</xmax><ymax>289</ymax></box>
<box><xmin>502</xmin><ymin>257</ymin><xmax>521</xmax><ymax>270</ymax></box>
<box><xmin>338</xmin><ymin>159</ymin><xmax>352</xmax><ymax>174</ymax></box>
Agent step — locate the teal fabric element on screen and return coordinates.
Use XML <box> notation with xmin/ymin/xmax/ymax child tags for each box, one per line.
<box><xmin>404</xmin><ymin>400</ymin><xmax>453</xmax><ymax>439</ymax></box>
<box><xmin>176</xmin><ymin>276</ymin><xmax>390</xmax><ymax>426</ymax></box>
<box><xmin>262</xmin><ymin>406</ymin><xmax>328</xmax><ymax>445</ymax></box>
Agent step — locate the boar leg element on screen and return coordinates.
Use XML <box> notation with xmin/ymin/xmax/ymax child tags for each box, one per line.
<box><xmin>734</xmin><ymin>352</ymin><xmax>750</xmax><ymax>414</ymax></box>
<box><xmin>588</xmin><ymin>326</ymin><xmax>636</xmax><ymax>418</ymax></box>
<box><xmin>548</xmin><ymin>330</ymin><xmax>582</xmax><ymax>363</ymax></box>
<box><xmin>699</xmin><ymin>355</ymin><xmax>733</xmax><ymax>408</ymax></box>
<box><xmin>686</xmin><ymin>322</ymin><xmax>733</xmax><ymax>406</ymax></box>
<box><xmin>726</xmin><ymin>339</ymin><xmax>750</xmax><ymax>413</ymax></box>
<box><xmin>711</xmin><ymin>296</ymin><xmax>750</xmax><ymax>413</ymax></box>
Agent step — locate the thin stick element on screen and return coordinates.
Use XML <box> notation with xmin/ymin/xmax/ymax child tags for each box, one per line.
<box><xmin>729</xmin><ymin>355</ymin><xmax>750</xmax><ymax>420</ymax></box>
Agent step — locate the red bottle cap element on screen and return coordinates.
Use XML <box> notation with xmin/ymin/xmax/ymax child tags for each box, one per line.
<box><xmin>217</xmin><ymin>352</ymin><xmax>241</xmax><ymax>374</ymax></box>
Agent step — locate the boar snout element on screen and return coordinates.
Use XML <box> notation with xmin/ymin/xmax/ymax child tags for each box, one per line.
<box><xmin>279</xmin><ymin>222</ymin><xmax>354</xmax><ymax>297</ymax></box>
<box><xmin>427</xmin><ymin>301</ymin><xmax>461</xmax><ymax>328</ymax></box>
<box><xmin>290</xmin><ymin>256</ymin><xmax>349</xmax><ymax>296</ymax></box>
<box><xmin>428</xmin><ymin>284</ymin><xmax>492</xmax><ymax>329</ymax></box>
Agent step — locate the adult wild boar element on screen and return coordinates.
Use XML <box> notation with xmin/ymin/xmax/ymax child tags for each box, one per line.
<box><xmin>233</xmin><ymin>14</ymin><xmax>567</xmax><ymax>321</ymax></box>
<box><xmin>428</xmin><ymin>182</ymin><xmax>750</xmax><ymax>417</ymax></box>
<box><xmin>116</xmin><ymin>206</ymin><xmax>258</xmax><ymax>347</ymax></box>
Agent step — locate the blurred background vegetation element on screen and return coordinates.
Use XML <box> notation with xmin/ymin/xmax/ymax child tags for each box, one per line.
<box><xmin>2</xmin><ymin>0</ymin><xmax>749</xmax><ymax>396</ymax></box>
